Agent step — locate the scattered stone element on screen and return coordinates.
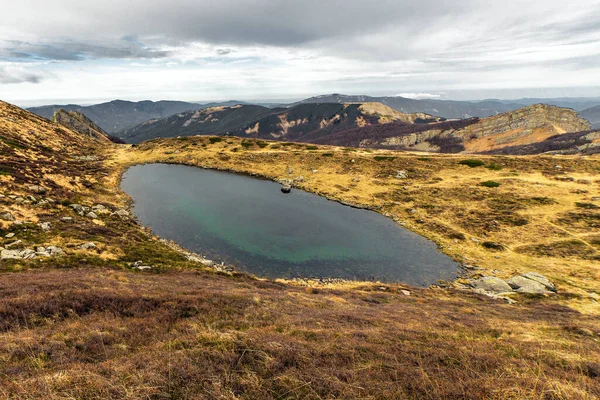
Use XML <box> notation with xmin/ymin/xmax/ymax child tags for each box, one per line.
<box><xmin>400</xmin><ymin>290</ymin><xmax>411</xmax><ymax>296</ymax></box>
<box><xmin>8</xmin><ymin>195</ymin><xmax>16</xmax><ymax>199</ymax></box>
<box><xmin>4</xmin><ymin>233</ymin><xmax>15</xmax><ymax>238</ymax></box>
<box><xmin>395</xmin><ymin>170</ymin><xmax>408</xmax><ymax>179</ymax></box>
<box><xmin>78</xmin><ymin>242</ymin><xmax>97</xmax><ymax>250</ymax></box>
<box><xmin>87</xmin><ymin>212</ymin><xmax>98</xmax><ymax>219</ymax></box>
<box><xmin>20</xmin><ymin>249</ymin><xmax>36</xmax><ymax>259</ymax></box>
<box><xmin>281</xmin><ymin>183</ymin><xmax>292</xmax><ymax>194</ymax></box>
<box><xmin>1</xmin><ymin>249</ymin><xmax>21</xmax><ymax>259</ymax></box>
<box><xmin>14</xmin><ymin>197</ymin><xmax>24</xmax><ymax>204</ymax></box>
<box><xmin>5</xmin><ymin>240</ymin><xmax>22</xmax><ymax>249</ymax></box>
<box><xmin>311</xmin><ymin>169</ymin><xmax>318</xmax><ymax>173</ymax></box>
<box><xmin>60</xmin><ymin>217</ymin><xmax>74</xmax><ymax>222</ymax></box>
<box><xmin>293</xmin><ymin>176</ymin><xmax>305</xmax><ymax>183</ymax></box>
<box><xmin>521</xmin><ymin>272</ymin><xmax>556</xmax><ymax>291</ymax></box>
<box><xmin>69</xmin><ymin>204</ymin><xmax>85</xmax><ymax>213</ymax></box>
<box><xmin>136</xmin><ymin>265</ymin><xmax>153</xmax><ymax>271</ymax></box>
<box><xmin>92</xmin><ymin>204</ymin><xmax>107</xmax><ymax>211</ymax></box>
<box><xmin>507</xmin><ymin>276</ymin><xmax>552</xmax><ymax>294</ymax></box>
<box><xmin>131</xmin><ymin>260</ymin><xmax>143</xmax><ymax>268</ymax></box>
<box><xmin>461</xmin><ymin>264</ymin><xmax>482</xmax><ymax>271</ymax></box>
<box><xmin>27</xmin><ymin>195</ymin><xmax>37</xmax><ymax>202</ymax></box>
<box><xmin>114</xmin><ymin>209</ymin><xmax>130</xmax><ymax>217</ymax></box>
<box><xmin>200</xmin><ymin>259</ymin><xmax>215</xmax><ymax>267</ymax></box>
<box><xmin>286</xmin><ymin>166</ymin><xmax>293</xmax><ymax>175</ymax></box>
<box><xmin>588</xmin><ymin>292</ymin><xmax>599</xmax><ymax>302</ymax></box>
<box><xmin>36</xmin><ymin>246</ymin><xmax>46</xmax><ymax>253</ymax></box>
<box><xmin>46</xmin><ymin>198</ymin><xmax>56</xmax><ymax>204</ymax></box>
<box><xmin>592</xmin><ymin>197</ymin><xmax>600</xmax><ymax>202</ymax></box>
<box><xmin>39</xmin><ymin>222</ymin><xmax>51</xmax><ymax>232</ymax></box>
<box><xmin>469</xmin><ymin>276</ymin><xmax>513</xmax><ymax>294</ymax></box>
<box><xmin>28</xmin><ymin>185</ymin><xmax>47</xmax><ymax>194</ymax></box>
<box><xmin>46</xmin><ymin>246</ymin><xmax>64</xmax><ymax>256</ymax></box>
<box><xmin>0</xmin><ymin>194</ymin><xmax>4</xmax><ymax>199</ymax></box>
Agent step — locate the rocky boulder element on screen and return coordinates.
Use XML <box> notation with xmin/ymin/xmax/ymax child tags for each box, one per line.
<box><xmin>0</xmin><ymin>212</ymin><xmax>15</xmax><ymax>221</ymax></box>
<box><xmin>522</xmin><ymin>272</ymin><xmax>556</xmax><ymax>291</ymax></box>
<box><xmin>469</xmin><ymin>276</ymin><xmax>513</xmax><ymax>293</ymax></box>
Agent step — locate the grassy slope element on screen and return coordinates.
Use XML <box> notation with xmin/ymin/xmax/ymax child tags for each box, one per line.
<box><xmin>1</xmin><ymin>102</ymin><xmax>600</xmax><ymax>398</ymax></box>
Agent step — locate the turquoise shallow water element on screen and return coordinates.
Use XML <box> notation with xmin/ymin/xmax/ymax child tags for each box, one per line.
<box><xmin>121</xmin><ymin>164</ymin><xmax>459</xmax><ymax>285</ymax></box>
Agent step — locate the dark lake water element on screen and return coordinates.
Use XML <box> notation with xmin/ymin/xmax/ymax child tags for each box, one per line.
<box><xmin>121</xmin><ymin>164</ymin><xmax>459</xmax><ymax>285</ymax></box>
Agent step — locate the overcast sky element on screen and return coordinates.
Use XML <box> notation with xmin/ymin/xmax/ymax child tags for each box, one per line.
<box><xmin>2</xmin><ymin>0</ymin><xmax>600</xmax><ymax>106</ymax></box>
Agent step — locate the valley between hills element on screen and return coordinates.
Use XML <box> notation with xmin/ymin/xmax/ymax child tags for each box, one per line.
<box><xmin>1</xmin><ymin>99</ymin><xmax>600</xmax><ymax>398</ymax></box>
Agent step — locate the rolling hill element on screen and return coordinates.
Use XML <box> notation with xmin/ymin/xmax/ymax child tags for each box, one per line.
<box><xmin>51</xmin><ymin>109</ymin><xmax>125</xmax><ymax>144</ymax></box>
<box><xmin>296</xmin><ymin>94</ymin><xmax>526</xmax><ymax>119</ymax></box>
<box><xmin>580</xmin><ymin>106</ymin><xmax>600</xmax><ymax>129</ymax></box>
<box><xmin>120</xmin><ymin>102</ymin><xmax>444</xmax><ymax>144</ymax></box>
<box><xmin>28</xmin><ymin>100</ymin><xmax>200</xmax><ymax>133</ymax></box>
<box><xmin>312</xmin><ymin>104</ymin><xmax>594</xmax><ymax>154</ymax></box>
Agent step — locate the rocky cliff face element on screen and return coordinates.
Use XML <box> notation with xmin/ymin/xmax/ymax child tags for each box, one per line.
<box><xmin>52</xmin><ymin>109</ymin><xmax>116</xmax><ymax>143</ymax></box>
<box><xmin>359</xmin><ymin>104</ymin><xmax>591</xmax><ymax>153</ymax></box>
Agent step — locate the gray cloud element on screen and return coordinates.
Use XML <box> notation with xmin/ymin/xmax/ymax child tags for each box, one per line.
<box><xmin>0</xmin><ymin>67</ymin><xmax>44</xmax><ymax>84</ymax></box>
<box><xmin>1</xmin><ymin>0</ymin><xmax>600</xmax><ymax>100</ymax></box>
<box><xmin>1</xmin><ymin>39</ymin><xmax>170</xmax><ymax>61</ymax></box>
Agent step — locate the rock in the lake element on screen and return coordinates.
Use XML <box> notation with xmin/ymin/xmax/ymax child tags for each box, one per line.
<box><xmin>28</xmin><ymin>185</ymin><xmax>47</xmax><ymax>194</ymax></box>
<box><xmin>521</xmin><ymin>272</ymin><xmax>556</xmax><ymax>291</ymax></box>
<box><xmin>1</xmin><ymin>212</ymin><xmax>15</xmax><ymax>221</ymax></box>
<box><xmin>469</xmin><ymin>276</ymin><xmax>513</xmax><ymax>293</ymax></box>
<box><xmin>281</xmin><ymin>184</ymin><xmax>292</xmax><ymax>194</ymax></box>
<box><xmin>507</xmin><ymin>275</ymin><xmax>553</xmax><ymax>294</ymax></box>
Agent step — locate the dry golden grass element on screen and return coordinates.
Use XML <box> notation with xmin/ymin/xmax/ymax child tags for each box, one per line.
<box><xmin>111</xmin><ymin>137</ymin><xmax>600</xmax><ymax>306</ymax></box>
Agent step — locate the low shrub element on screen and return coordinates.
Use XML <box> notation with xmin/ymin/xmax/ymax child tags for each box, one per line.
<box><xmin>208</xmin><ymin>137</ymin><xmax>223</xmax><ymax>144</ymax></box>
<box><xmin>575</xmin><ymin>202</ymin><xmax>600</xmax><ymax>209</ymax></box>
<box><xmin>486</xmin><ymin>163</ymin><xmax>503</xmax><ymax>171</ymax></box>
<box><xmin>373</xmin><ymin>156</ymin><xmax>396</xmax><ymax>161</ymax></box>
<box><xmin>481</xmin><ymin>181</ymin><xmax>501</xmax><ymax>188</ymax></box>
<box><xmin>459</xmin><ymin>159</ymin><xmax>485</xmax><ymax>168</ymax></box>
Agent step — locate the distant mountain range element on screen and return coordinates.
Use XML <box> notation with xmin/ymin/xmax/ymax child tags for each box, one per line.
<box><xmin>295</xmin><ymin>94</ymin><xmax>527</xmax><ymax>119</ymax></box>
<box><xmin>118</xmin><ymin>99</ymin><xmax>599</xmax><ymax>154</ymax></box>
<box><xmin>27</xmin><ymin>94</ymin><xmax>600</xmax><ymax>146</ymax></box>
<box><xmin>120</xmin><ymin>102</ymin><xmax>445</xmax><ymax>144</ymax></box>
<box><xmin>28</xmin><ymin>100</ymin><xmax>200</xmax><ymax>133</ymax></box>
<box><xmin>580</xmin><ymin>106</ymin><xmax>600</xmax><ymax>129</ymax></box>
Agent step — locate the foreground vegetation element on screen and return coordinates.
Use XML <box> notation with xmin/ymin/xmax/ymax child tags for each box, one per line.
<box><xmin>1</xmin><ymin>100</ymin><xmax>599</xmax><ymax>398</ymax></box>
